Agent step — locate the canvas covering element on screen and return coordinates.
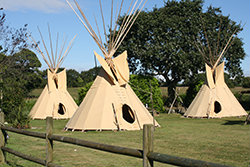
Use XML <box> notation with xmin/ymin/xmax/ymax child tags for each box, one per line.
<box><xmin>65</xmin><ymin>52</ymin><xmax>159</xmax><ymax>131</ymax></box>
<box><xmin>184</xmin><ymin>62</ymin><xmax>247</xmax><ymax>118</ymax></box>
<box><xmin>29</xmin><ymin>69</ymin><xmax>78</xmax><ymax>119</ymax></box>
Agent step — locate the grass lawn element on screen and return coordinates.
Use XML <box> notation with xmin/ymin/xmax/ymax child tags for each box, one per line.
<box><xmin>2</xmin><ymin>114</ymin><xmax>249</xmax><ymax>167</ymax></box>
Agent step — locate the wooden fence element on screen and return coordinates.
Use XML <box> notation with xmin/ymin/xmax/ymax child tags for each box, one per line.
<box><xmin>0</xmin><ymin>113</ymin><xmax>234</xmax><ymax>167</ymax></box>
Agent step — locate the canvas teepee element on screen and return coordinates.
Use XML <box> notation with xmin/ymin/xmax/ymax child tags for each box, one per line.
<box><xmin>29</xmin><ymin>27</ymin><xmax>78</xmax><ymax>119</ymax></box>
<box><xmin>65</xmin><ymin>0</ymin><xmax>159</xmax><ymax>131</ymax></box>
<box><xmin>184</xmin><ymin>23</ymin><xmax>247</xmax><ymax>118</ymax></box>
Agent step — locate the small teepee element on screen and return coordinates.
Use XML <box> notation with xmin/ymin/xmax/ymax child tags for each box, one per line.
<box><xmin>184</xmin><ymin>23</ymin><xmax>247</xmax><ymax>118</ymax></box>
<box><xmin>65</xmin><ymin>0</ymin><xmax>159</xmax><ymax>131</ymax></box>
<box><xmin>29</xmin><ymin>26</ymin><xmax>78</xmax><ymax>119</ymax></box>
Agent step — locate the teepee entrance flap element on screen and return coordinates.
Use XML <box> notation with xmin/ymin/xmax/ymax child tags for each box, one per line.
<box><xmin>215</xmin><ymin>61</ymin><xmax>225</xmax><ymax>86</ymax></box>
<box><xmin>205</xmin><ymin>63</ymin><xmax>215</xmax><ymax>89</ymax></box>
<box><xmin>113</xmin><ymin>50</ymin><xmax>130</xmax><ymax>85</ymax></box>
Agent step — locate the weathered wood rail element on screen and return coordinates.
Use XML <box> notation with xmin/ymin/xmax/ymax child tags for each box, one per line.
<box><xmin>0</xmin><ymin>113</ymin><xmax>234</xmax><ymax>167</ymax></box>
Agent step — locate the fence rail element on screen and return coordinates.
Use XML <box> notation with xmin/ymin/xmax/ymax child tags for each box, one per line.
<box><xmin>0</xmin><ymin>113</ymin><xmax>234</xmax><ymax>167</ymax></box>
<box><xmin>1</xmin><ymin>146</ymin><xmax>61</xmax><ymax>167</ymax></box>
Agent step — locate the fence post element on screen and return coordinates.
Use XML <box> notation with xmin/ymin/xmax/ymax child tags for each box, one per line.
<box><xmin>143</xmin><ymin>124</ymin><xmax>154</xmax><ymax>167</ymax></box>
<box><xmin>46</xmin><ymin>117</ymin><xmax>53</xmax><ymax>166</ymax></box>
<box><xmin>0</xmin><ymin>112</ymin><xmax>5</xmax><ymax>164</ymax></box>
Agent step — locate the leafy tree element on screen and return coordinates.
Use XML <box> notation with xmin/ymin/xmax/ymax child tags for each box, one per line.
<box><xmin>0</xmin><ymin>10</ymin><xmax>31</xmax><ymax>55</ymax></box>
<box><xmin>224</xmin><ymin>73</ymin><xmax>235</xmax><ymax>88</ymax></box>
<box><xmin>66</xmin><ymin>69</ymin><xmax>80</xmax><ymax>87</ymax></box>
<box><xmin>242</xmin><ymin>77</ymin><xmax>250</xmax><ymax>88</ymax></box>
<box><xmin>184</xmin><ymin>79</ymin><xmax>204</xmax><ymax>107</ymax></box>
<box><xmin>117</xmin><ymin>0</ymin><xmax>245</xmax><ymax>102</ymax></box>
<box><xmin>0</xmin><ymin>9</ymin><xmax>41</xmax><ymax>127</ymax></box>
<box><xmin>0</xmin><ymin>49</ymin><xmax>41</xmax><ymax>126</ymax></box>
<box><xmin>80</xmin><ymin>67</ymin><xmax>100</xmax><ymax>85</ymax></box>
<box><xmin>37</xmin><ymin>69</ymin><xmax>47</xmax><ymax>88</ymax></box>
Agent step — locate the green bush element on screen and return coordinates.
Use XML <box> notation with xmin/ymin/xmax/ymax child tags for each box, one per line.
<box><xmin>6</xmin><ymin>100</ymin><xmax>32</xmax><ymax>129</ymax></box>
<box><xmin>78</xmin><ymin>81</ymin><xmax>94</xmax><ymax>105</ymax></box>
<box><xmin>129</xmin><ymin>75</ymin><xmax>165</xmax><ymax>112</ymax></box>
<box><xmin>234</xmin><ymin>93</ymin><xmax>250</xmax><ymax>111</ymax></box>
<box><xmin>242</xmin><ymin>77</ymin><xmax>250</xmax><ymax>88</ymax></box>
<box><xmin>184</xmin><ymin>80</ymin><xmax>204</xmax><ymax>107</ymax></box>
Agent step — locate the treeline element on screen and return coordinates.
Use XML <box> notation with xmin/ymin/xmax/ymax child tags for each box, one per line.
<box><xmin>36</xmin><ymin>67</ymin><xmax>101</xmax><ymax>89</ymax></box>
<box><xmin>37</xmin><ymin>68</ymin><xmax>250</xmax><ymax>89</ymax></box>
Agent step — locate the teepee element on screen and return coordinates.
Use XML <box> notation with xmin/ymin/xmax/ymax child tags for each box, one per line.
<box><xmin>29</xmin><ymin>26</ymin><xmax>78</xmax><ymax>119</ymax></box>
<box><xmin>184</xmin><ymin>23</ymin><xmax>247</xmax><ymax>118</ymax></box>
<box><xmin>65</xmin><ymin>0</ymin><xmax>159</xmax><ymax>131</ymax></box>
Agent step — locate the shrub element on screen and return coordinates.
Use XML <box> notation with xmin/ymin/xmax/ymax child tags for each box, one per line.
<box><xmin>184</xmin><ymin>80</ymin><xmax>204</xmax><ymax>107</ymax></box>
<box><xmin>78</xmin><ymin>81</ymin><xmax>94</xmax><ymax>105</ymax></box>
<box><xmin>129</xmin><ymin>75</ymin><xmax>165</xmax><ymax>112</ymax></box>
<box><xmin>242</xmin><ymin>77</ymin><xmax>250</xmax><ymax>88</ymax></box>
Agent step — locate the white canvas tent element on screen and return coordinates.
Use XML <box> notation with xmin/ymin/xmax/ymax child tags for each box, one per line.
<box><xmin>29</xmin><ymin>27</ymin><xmax>78</xmax><ymax>119</ymax></box>
<box><xmin>184</xmin><ymin>24</ymin><xmax>247</xmax><ymax>118</ymax></box>
<box><xmin>65</xmin><ymin>0</ymin><xmax>159</xmax><ymax>131</ymax></box>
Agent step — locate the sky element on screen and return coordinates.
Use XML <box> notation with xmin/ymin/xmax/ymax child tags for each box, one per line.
<box><xmin>1</xmin><ymin>0</ymin><xmax>249</xmax><ymax>76</ymax></box>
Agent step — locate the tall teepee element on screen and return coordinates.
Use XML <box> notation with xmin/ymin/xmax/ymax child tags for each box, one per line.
<box><xmin>184</xmin><ymin>22</ymin><xmax>247</xmax><ymax>118</ymax></box>
<box><xmin>65</xmin><ymin>0</ymin><xmax>159</xmax><ymax>131</ymax></box>
<box><xmin>29</xmin><ymin>26</ymin><xmax>78</xmax><ymax>119</ymax></box>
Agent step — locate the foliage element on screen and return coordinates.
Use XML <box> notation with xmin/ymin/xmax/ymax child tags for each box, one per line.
<box><xmin>224</xmin><ymin>73</ymin><xmax>235</xmax><ymax>88</ymax></box>
<box><xmin>80</xmin><ymin>67</ymin><xmax>100</xmax><ymax>86</ymax></box>
<box><xmin>11</xmin><ymin>101</ymin><xmax>32</xmax><ymax>129</ymax></box>
<box><xmin>0</xmin><ymin>9</ymin><xmax>41</xmax><ymax>127</ymax></box>
<box><xmin>117</xmin><ymin>0</ymin><xmax>245</xmax><ymax>103</ymax></box>
<box><xmin>242</xmin><ymin>77</ymin><xmax>250</xmax><ymax>88</ymax></box>
<box><xmin>129</xmin><ymin>75</ymin><xmax>165</xmax><ymax>112</ymax></box>
<box><xmin>65</xmin><ymin>67</ymin><xmax>100</xmax><ymax>88</ymax></box>
<box><xmin>184</xmin><ymin>78</ymin><xmax>204</xmax><ymax>107</ymax></box>
<box><xmin>78</xmin><ymin>81</ymin><xmax>94</xmax><ymax>105</ymax></box>
<box><xmin>0</xmin><ymin>10</ymin><xmax>33</xmax><ymax>55</ymax></box>
<box><xmin>0</xmin><ymin>49</ymin><xmax>41</xmax><ymax>126</ymax></box>
<box><xmin>67</xmin><ymin>69</ymin><xmax>81</xmax><ymax>87</ymax></box>
<box><xmin>234</xmin><ymin>93</ymin><xmax>250</xmax><ymax>111</ymax></box>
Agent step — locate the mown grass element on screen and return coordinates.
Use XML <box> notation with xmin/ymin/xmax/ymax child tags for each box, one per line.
<box><xmin>2</xmin><ymin>114</ymin><xmax>249</xmax><ymax>167</ymax></box>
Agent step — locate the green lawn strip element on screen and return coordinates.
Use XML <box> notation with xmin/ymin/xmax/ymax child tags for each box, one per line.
<box><xmin>3</xmin><ymin>114</ymin><xmax>249</xmax><ymax>167</ymax></box>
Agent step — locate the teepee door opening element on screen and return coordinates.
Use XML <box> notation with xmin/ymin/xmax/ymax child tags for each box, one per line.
<box><xmin>214</xmin><ymin>101</ymin><xmax>221</xmax><ymax>114</ymax></box>
<box><xmin>58</xmin><ymin>103</ymin><xmax>66</xmax><ymax>115</ymax></box>
<box><xmin>122</xmin><ymin>104</ymin><xmax>135</xmax><ymax>124</ymax></box>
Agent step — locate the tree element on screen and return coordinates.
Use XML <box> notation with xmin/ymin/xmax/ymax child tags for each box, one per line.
<box><xmin>80</xmin><ymin>67</ymin><xmax>100</xmax><ymax>85</ymax></box>
<box><xmin>0</xmin><ymin>9</ymin><xmax>41</xmax><ymax>127</ymax></box>
<box><xmin>66</xmin><ymin>69</ymin><xmax>80</xmax><ymax>87</ymax></box>
<box><xmin>242</xmin><ymin>77</ymin><xmax>250</xmax><ymax>88</ymax></box>
<box><xmin>117</xmin><ymin>0</ymin><xmax>245</xmax><ymax>102</ymax></box>
<box><xmin>0</xmin><ymin>49</ymin><xmax>41</xmax><ymax>126</ymax></box>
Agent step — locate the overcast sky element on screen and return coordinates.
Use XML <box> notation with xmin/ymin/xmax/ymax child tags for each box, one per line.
<box><xmin>1</xmin><ymin>0</ymin><xmax>249</xmax><ymax>76</ymax></box>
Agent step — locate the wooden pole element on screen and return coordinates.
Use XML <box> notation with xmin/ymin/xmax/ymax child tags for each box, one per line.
<box><xmin>46</xmin><ymin>117</ymin><xmax>53</xmax><ymax>166</ymax></box>
<box><xmin>143</xmin><ymin>124</ymin><xmax>154</xmax><ymax>167</ymax></box>
<box><xmin>0</xmin><ymin>112</ymin><xmax>5</xmax><ymax>164</ymax></box>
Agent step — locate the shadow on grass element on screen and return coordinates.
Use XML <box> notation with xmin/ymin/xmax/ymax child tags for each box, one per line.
<box><xmin>222</xmin><ymin>120</ymin><xmax>245</xmax><ymax>125</ymax></box>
